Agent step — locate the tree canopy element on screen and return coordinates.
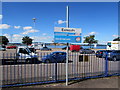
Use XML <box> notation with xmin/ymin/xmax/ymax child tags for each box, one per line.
<box><xmin>0</xmin><ymin>36</ymin><xmax>9</xmax><ymax>45</ymax></box>
<box><xmin>83</xmin><ymin>35</ymin><xmax>98</xmax><ymax>45</ymax></box>
<box><xmin>113</xmin><ymin>37</ymin><xmax>120</xmax><ymax>41</ymax></box>
<box><xmin>22</xmin><ymin>36</ymin><xmax>33</xmax><ymax>45</ymax></box>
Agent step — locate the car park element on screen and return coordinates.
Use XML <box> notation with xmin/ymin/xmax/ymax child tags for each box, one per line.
<box><xmin>42</xmin><ymin>51</ymin><xmax>66</xmax><ymax>63</ymax></box>
<box><xmin>40</xmin><ymin>47</ymin><xmax>52</xmax><ymax>51</ymax></box>
<box><xmin>79</xmin><ymin>48</ymin><xmax>95</xmax><ymax>54</ymax></box>
<box><xmin>107</xmin><ymin>50</ymin><xmax>120</xmax><ymax>61</ymax></box>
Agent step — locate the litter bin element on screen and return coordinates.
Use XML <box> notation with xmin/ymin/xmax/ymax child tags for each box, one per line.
<box><xmin>84</xmin><ymin>55</ymin><xmax>89</xmax><ymax>62</ymax></box>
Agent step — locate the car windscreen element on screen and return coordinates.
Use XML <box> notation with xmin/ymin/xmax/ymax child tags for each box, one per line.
<box><xmin>29</xmin><ymin>48</ymin><xmax>35</xmax><ymax>52</ymax></box>
<box><xmin>19</xmin><ymin>48</ymin><xmax>30</xmax><ymax>54</ymax></box>
<box><xmin>107</xmin><ymin>51</ymin><xmax>113</xmax><ymax>52</ymax></box>
<box><xmin>26</xmin><ymin>48</ymin><xmax>32</xmax><ymax>53</ymax></box>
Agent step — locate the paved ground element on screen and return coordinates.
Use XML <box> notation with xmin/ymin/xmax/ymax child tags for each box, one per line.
<box><xmin>13</xmin><ymin>76</ymin><xmax>119</xmax><ymax>88</ymax></box>
<box><xmin>1</xmin><ymin>49</ymin><xmax>120</xmax><ymax>89</ymax></box>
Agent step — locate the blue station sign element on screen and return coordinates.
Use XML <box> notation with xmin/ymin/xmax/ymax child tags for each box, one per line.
<box><xmin>54</xmin><ymin>27</ymin><xmax>82</xmax><ymax>43</ymax></box>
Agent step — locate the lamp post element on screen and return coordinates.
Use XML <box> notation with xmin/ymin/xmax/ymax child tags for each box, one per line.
<box><xmin>32</xmin><ymin>18</ymin><xmax>36</xmax><ymax>44</ymax></box>
<box><xmin>10</xmin><ymin>34</ymin><xmax>13</xmax><ymax>44</ymax></box>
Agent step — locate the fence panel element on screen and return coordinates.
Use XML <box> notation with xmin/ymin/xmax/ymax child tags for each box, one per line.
<box><xmin>1</xmin><ymin>51</ymin><xmax>120</xmax><ymax>87</ymax></box>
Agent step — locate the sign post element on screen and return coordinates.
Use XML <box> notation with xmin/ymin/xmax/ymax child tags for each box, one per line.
<box><xmin>66</xmin><ymin>5</ymin><xmax>69</xmax><ymax>86</ymax></box>
<box><xmin>53</xmin><ymin>6</ymin><xmax>82</xmax><ymax>86</ymax></box>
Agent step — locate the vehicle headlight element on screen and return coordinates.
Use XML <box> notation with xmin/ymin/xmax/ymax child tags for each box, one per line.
<box><xmin>108</xmin><ymin>53</ymin><xmax>111</xmax><ymax>57</ymax></box>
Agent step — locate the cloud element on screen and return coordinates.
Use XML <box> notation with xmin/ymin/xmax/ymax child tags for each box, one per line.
<box><xmin>3</xmin><ymin>34</ymin><xmax>22</xmax><ymax>43</ymax></box>
<box><xmin>3</xmin><ymin>34</ymin><xmax>23</xmax><ymax>43</ymax></box>
<box><xmin>0</xmin><ymin>15</ymin><xmax>3</xmax><ymax>20</ymax></box>
<box><xmin>13</xmin><ymin>34</ymin><xmax>22</xmax><ymax>37</ymax></box>
<box><xmin>22</xmin><ymin>29</ymin><xmax>39</xmax><ymax>35</ymax></box>
<box><xmin>42</xmin><ymin>33</ymin><xmax>47</xmax><ymax>36</ymax></box>
<box><xmin>12</xmin><ymin>34</ymin><xmax>23</xmax><ymax>42</ymax></box>
<box><xmin>3</xmin><ymin>34</ymin><xmax>10</xmax><ymax>41</ymax></box>
<box><xmin>89</xmin><ymin>32</ymin><xmax>97</xmax><ymax>35</ymax></box>
<box><xmin>30</xmin><ymin>36</ymin><xmax>53</xmax><ymax>42</ymax></box>
<box><xmin>84</xmin><ymin>35</ymin><xmax>89</xmax><ymax>37</ymax></box>
<box><xmin>112</xmin><ymin>35</ymin><xmax>120</xmax><ymax>38</ymax></box>
<box><xmin>98</xmin><ymin>41</ymin><xmax>107</xmax><ymax>44</ymax></box>
<box><xmin>23</xmin><ymin>26</ymin><xmax>32</xmax><ymax>30</ymax></box>
<box><xmin>3</xmin><ymin>34</ymin><xmax>10</xmax><ymax>38</ymax></box>
<box><xmin>14</xmin><ymin>26</ymin><xmax>21</xmax><ymax>29</ymax></box>
<box><xmin>3</xmin><ymin>34</ymin><xmax>53</xmax><ymax>43</ymax></box>
<box><xmin>0</xmin><ymin>24</ymin><xmax>10</xmax><ymax>29</ymax></box>
<box><xmin>58</xmin><ymin>20</ymin><xmax>66</xmax><ymax>24</ymax></box>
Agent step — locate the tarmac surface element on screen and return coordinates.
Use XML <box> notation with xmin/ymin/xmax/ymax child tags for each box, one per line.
<box><xmin>4</xmin><ymin>76</ymin><xmax>119</xmax><ymax>88</ymax></box>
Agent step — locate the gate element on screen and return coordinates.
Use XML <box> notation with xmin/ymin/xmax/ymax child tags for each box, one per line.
<box><xmin>0</xmin><ymin>51</ymin><xmax>120</xmax><ymax>87</ymax></box>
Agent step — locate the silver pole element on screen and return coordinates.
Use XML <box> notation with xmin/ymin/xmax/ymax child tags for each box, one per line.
<box><xmin>11</xmin><ymin>34</ymin><xmax>13</xmax><ymax>44</ymax></box>
<box><xmin>66</xmin><ymin>5</ymin><xmax>69</xmax><ymax>86</ymax></box>
<box><xmin>66</xmin><ymin>6</ymin><xmax>69</xmax><ymax>28</ymax></box>
<box><xmin>32</xmin><ymin>18</ymin><xmax>36</xmax><ymax>44</ymax></box>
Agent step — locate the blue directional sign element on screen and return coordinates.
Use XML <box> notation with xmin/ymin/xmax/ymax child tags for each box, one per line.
<box><xmin>54</xmin><ymin>27</ymin><xmax>82</xmax><ymax>43</ymax></box>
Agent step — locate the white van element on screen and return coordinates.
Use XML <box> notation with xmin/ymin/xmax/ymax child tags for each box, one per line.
<box><xmin>16</xmin><ymin>46</ymin><xmax>38</xmax><ymax>63</ymax></box>
<box><xmin>31</xmin><ymin>44</ymin><xmax>43</xmax><ymax>50</ymax></box>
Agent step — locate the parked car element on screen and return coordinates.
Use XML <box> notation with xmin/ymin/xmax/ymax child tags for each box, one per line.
<box><xmin>7</xmin><ymin>46</ymin><xmax>17</xmax><ymax>49</ymax></box>
<box><xmin>29</xmin><ymin>47</ymin><xmax>36</xmax><ymax>53</ymax></box>
<box><xmin>96</xmin><ymin>50</ymin><xmax>106</xmax><ymax>58</ymax></box>
<box><xmin>0</xmin><ymin>45</ymin><xmax>6</xmax><ymax>51</ymax></box>
<box><xmin>107</xmin><ymin>50</ymin><xmax>120</xmax><ymax>61</ymax></box>
<box><xmin>79</xmin><ymin>48</ymin><xmax>95</xmax><ymax>54</ymax></box>
<box><xmin>42</xmin><ymin>51</ymin><xmax>66</xmax><ymax>63</ymax></box>
<box><xmin>40</xmin><ymin>47</ymin><xmax>51</xmax><ymax>51</ymax></box>
<box><xmin>70</xmin><ymin>45</ymin><xmax>81</xmax><ymax>52</ymax></box>
<box><xmin>102</xmin><ymin>50</ymin><xmax>115</xmax><ymax>58</ymax></box>
<box><xmin>16</xmin><ymin>46</ymin><xmax>38</xmax><ymax>63</ymax></box>
<box><xmin>62</xmin><ymin>46</ymin><xmax>70</xmax><ymax>50</ymax></box>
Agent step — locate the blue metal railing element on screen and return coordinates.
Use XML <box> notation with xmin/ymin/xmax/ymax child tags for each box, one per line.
<box><xmin>0</xmin><ymin>52</ymin><xmax>120</xmax><ymax>87</ymax></box>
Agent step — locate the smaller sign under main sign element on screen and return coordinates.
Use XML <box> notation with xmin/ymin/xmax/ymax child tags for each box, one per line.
<box><xmin>54</xmin><ymin>27</ymin><xmax>82</xmax><ymax>43</ymax></box>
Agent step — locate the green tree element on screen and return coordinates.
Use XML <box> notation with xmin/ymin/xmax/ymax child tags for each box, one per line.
<box><xmin>0</xmin><ymin>36</ymin><xmax>9</xmax><ymax>45</ymax></box>
<box><xmin>22</xmin><ymin>36</ymin><xmax>33</xmax><ymax>45</ymax></box>
<box><xmin>83</xmin><ymin>35</ymin><xmax>98</xmax><ymax>48</ymax></box>
<box><xmin>113</xmin><ymin>37</ymin><xmax>120</xmax><ymax>41</ymax></box>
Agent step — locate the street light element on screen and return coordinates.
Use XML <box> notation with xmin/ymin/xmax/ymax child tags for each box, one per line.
<box><xmin>32</xmin><ymin>18</ymin><xmax>36</xmax><ymax>23</ymax></box>
<box><xmin>32</xmin><ymin>18</ymin><xmax>36</xmax><ymax>43</ymax></box>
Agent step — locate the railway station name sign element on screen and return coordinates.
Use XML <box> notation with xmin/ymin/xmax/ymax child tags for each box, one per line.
<box><xmin>54</xmin><ymin>27</ymin><xmax>82</xmax><ymax>43</ymax></box>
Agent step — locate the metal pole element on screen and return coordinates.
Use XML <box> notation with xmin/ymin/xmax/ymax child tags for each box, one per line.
<box><xmin>32</xmin><ymin>18</ymin><xmax>36</xmax><ymax>44</ymax></box>
<box><xmin>11</xmin><ymin>34</ymin><xmax>13</xmax><ymax>44</ymax></box>
<box><xmin>66</xmin><ymin>5</ymin><xmax>69</xmax><ymax>86</ymax></box>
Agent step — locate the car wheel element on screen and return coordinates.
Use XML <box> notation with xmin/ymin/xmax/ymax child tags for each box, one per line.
<box><xmin>45</xmin><ymin>59</ymin><xmax>50</xmax><ymax>63</ymax></box>
<box><xmin>92</xmin><ymin>51</ymin><xmax>95</xmax><ymax>54</ymax></box>
<box><xmin>62</xmin><ymin>59</ymin><xmax>66</xmax><ymax>63</ymax></box>
<box><xmin>113</xmin><ymin>56</ymin><xmax>117</xmax><ymax>61</ymax></box>
<box><xmin>26</xmin><ymin>59</ymin><xmax>31</xmax><ymax>64</ymax></box>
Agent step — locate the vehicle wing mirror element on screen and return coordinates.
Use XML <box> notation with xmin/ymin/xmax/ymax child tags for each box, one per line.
<box><xmin>17</xmin><ymin>53</ymin><xmax>20</xmax><ymax>56</ymax></box>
